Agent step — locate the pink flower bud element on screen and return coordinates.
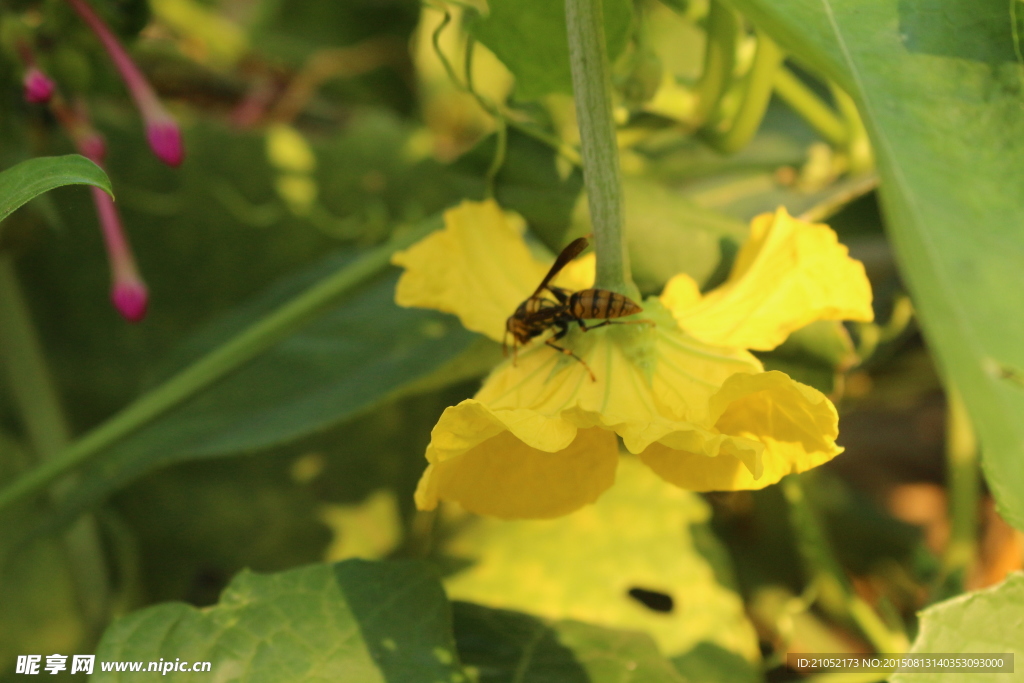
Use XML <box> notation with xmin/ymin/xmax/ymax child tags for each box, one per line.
<box><xmin>23</xmin><ymin>67</ymin><xmax>55</xmax><ymax>104</ymax></box>
<box><xmin>111</xmin><ymin>277</ymin><xmax>149</xmax><ymax>322</ymax></box>
<box><xmin>146</xmin><ymin>118</ymin><xmax>184</xmax><ymax>167</ymax></box>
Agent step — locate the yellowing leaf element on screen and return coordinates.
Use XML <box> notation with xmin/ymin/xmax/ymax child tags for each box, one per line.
<box><xmin>321</xmin><ymin>490</ymin><xmax>402</xmax><ymax>562</ymax></box>
<box><xmin>442</xmin><ymin>457</ymin><xmax>761</xmax><ymax>659</ymax></box>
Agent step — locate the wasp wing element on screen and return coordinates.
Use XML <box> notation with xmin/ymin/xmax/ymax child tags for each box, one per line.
<box><xmin>530</xmin><ymin>237</ymin><xmax>588</xmax><ymax>297</ymax></box>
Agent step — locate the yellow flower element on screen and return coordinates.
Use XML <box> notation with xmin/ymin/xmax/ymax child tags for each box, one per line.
<box><xmin>392</xmin><ymin>199</ymin><xmax>872</xmax><ymax>519</ymax></box>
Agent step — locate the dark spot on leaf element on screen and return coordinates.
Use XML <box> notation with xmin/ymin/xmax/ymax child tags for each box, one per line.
<box><xmin>627</xmin><ymin>587</ymin><xmax>674</xmax><ymax>613</ymax></box>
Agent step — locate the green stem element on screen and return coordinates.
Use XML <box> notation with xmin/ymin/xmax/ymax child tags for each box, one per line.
<box><xmin>782</xmin><ymin>476</ymin><xmax>908</xmax><ymax>654</ymax></box>
<box><xmin>1013</xmin><ymin>0</ymin><xmax>1024</xmax><ymax>66</ymax></box>
<box><xmin>941</xmin><ymin>388</ymin><xmax>979</xmax><ymax>585</ymax></box>
<box><xmin>467</xmin><ymin>36</ymin><xmax>508</xmax><ymax>197</ymax></box>
<box><xmin>564</xmin><ymin>0</ymin><xmax>633</xmax><ymax>294</ymax></box>
<box><xmin>702</xmin><ymin>30</ymin><xmax>784</xmax><ymax>154</ymax></box>
<box><xmin>431</xmin><ymin>10</ymin><xmax>463</xmax><ymax>90</ymax></box>
<box><xmin>830</xmin><ymin>83</ymin><xmax>874</xmax><ymax>173</ymax></box>
<box><xmin>0</xmin><ymin>260</ymin><xmax>72</xmax><ymax>456</ymax></box>
<box><xmin>773</xmin><ymin>66</ymin><xmax>849</xmax><ymax>147</ymax></box>
<box><xmin>693</xmin><ymin>0</ymin><xmax>739</xmax><ymax>126</ymax></box>
<box><xmin>0</xmin><ymin>258</ymin><xmax>111</xmax><ymax>630</ymax></box>
<box><xmin>0</xmin><ymin>215</ymin><xmax>442</xmax><ymax>513</ymax></box>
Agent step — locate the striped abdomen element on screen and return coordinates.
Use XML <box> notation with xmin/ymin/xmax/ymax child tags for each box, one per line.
<box><xmin>567</xmin><ymin>289</ymin><xmax>642</xmax><ymax>320</ymax></box>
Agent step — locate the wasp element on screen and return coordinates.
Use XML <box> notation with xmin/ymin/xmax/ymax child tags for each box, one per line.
<box><xmin>504</xmin><ymin>237</ymin><xmax>645</xmax><ymax>380</ymax></box>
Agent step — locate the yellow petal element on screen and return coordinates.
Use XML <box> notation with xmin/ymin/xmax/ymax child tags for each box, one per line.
<box><xmin>660</xmin><ymin>272</ymin><xmax>702</xmax><ymax>312</ymax></box>
<box><xmin>664</xmin><ymin>206</ymin><xmax>874</xmax><ymax>351</ymax></box>
<box><xmin>391</xmin><ymin>199</ymin><xmax>551</xmax><ymax>342</ymax></box>
<box><xmin>414</xmin><ymin>400</ymin><xmax>619</xmax><ymax>519</ymax></box>
<box><xmin>640</xmin><ymin>370</ymin><xmax>842</xmax><ymax>491</ymax></box>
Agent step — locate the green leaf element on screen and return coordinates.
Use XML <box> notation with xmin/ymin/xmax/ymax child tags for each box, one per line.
<box><xmin>139</xmin><ymin>263</ymin><xmax>478</xmax><ymax>459</ymax></box>
<box><xmin>726</xmin><ymin>0</ymin><xmax>1024</xmax><ymax>530</ymax></box>
<box><xmin>671</xmin><ymin>643</ymin><xmax>763</xmax><ymax>683</ymax></box>
<box><xmin>93</xmin><ymin>559</ymin><xmax>466</xmax><ymax>682</ymax></box>
<box><xmin>50</xmin><ymin>263</ymin><xmax>482</xmax><ymax>524</ymax></box>
<box><xmin>440</xmin><ymin>458</ymin><xmax>760</xmax><ymax>664</ymax></box>
<box><xmin>890</xmin><ymin>572</ymin><xmax>1024</xmax><ymax>683</ymax></box>
<box><xmin>0</xmin><ymin>155</ymin><xmax>111</xmax><ymax>225</ymax></box>
<box><xmin>453</xmin><ymin>602</ymin><xmax>685</xmax><ymax>682</ymax></box>
<box><xmin>468</xmin><ymin>0</ymin><xmax>633</xmax><ymax>99</ymax></box>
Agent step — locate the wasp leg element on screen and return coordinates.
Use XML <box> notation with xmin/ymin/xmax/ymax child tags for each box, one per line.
<box><xmin>545</xmin><ymin>328</ymin><xmax>596</xmax><ymax>382</ymax></box>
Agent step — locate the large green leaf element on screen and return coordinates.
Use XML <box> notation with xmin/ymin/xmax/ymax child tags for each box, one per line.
<box><xmin>468</xmin><ymin>0</ymin><xmax>633</xmax><ymax>100</ymax></box>
<box><xmin>45</xmin><ymin>261</ymin><xmax>486</xmax><ymax>530</ymax></box>
<box><xmin>441</xmin><ymin>458</ymin><xmax>761</xmax><ymax>669</ymax></box>
<box><xmin>726</xmin><ymin>0</ymin><xmax>1024</xmax><ymax>529</ymax></box>
<box><xmin>890</xmin><ymin>572</ymin><xmax>1023</xmax><ymax>683</ymax></box>
<box><xmin>136</xmin><ymin>261</ymin><xmax>479</xmax><ymax>459</ymax></box>
<box><xmin>93</xmin><ymin>559</ymin><xmax>466</xmax><ymax>682</ymax></box>
<box><xmin>453</xmin><ymin>602</ymin><xmax>685</xmax><ymax>682</ymax></box>
<box><xmin>0</xmin><ymin>155</ymin><xmax>111</xmax><ymax>224</ymax></box>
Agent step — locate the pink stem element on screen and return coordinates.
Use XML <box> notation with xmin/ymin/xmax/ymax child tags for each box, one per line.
<box><xmin>64</xmin><ymin>0</ymin><xmax>184</xmax><ymax>166</ymax></box>
<box><xmin>49</xmin><ymin>93</ymin><xmax>149</xmax><ymax>322</ymax></box>
<box><xmin>49</xmin><ymin>96</ymin><xmax>107</xmax><ymax>163</ymax></box>
<box><xmin>91</xmin><ymin>186</ymin><xmax>148</xmax><ymax>322</ymax></box>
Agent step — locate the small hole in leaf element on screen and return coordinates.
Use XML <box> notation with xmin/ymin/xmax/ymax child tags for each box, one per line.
<box><xmin>627</xmin><ymin>587</ymin><xmax>674</xmax><ymax>613</ymax></box>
